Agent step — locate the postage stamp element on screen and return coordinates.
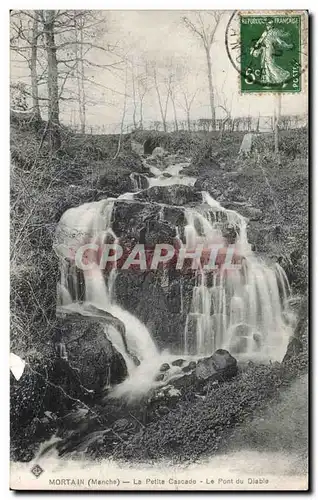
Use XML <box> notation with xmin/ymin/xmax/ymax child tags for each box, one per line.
<box><xmin>225</xmin><ymin>10</ymin><xmax>308</xmax><ymax>93</ymax></box>
<box><xmin>10</xmin><ymin>9</ymin><xmax>309</xmax><ymax>492</ymax></box>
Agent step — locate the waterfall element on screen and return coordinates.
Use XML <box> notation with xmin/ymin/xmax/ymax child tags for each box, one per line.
<box><xmin>182</xmin><ymin>194</ymin><xmax>292</xmax><ymax>361</ymax></box>
<box><xmin>147</xmin><ymin>160</ymin><xmax>196</xmax><ymax>187</ymax></box>
<box><xmin>55</xmin><ymin>152</ymin><xmax>293</xmax><ymax>385</ymax></box>
<box><xmin>55</xmin><ymin>199</ymin><xmax>158</xmax><ymax>372</ymax></box>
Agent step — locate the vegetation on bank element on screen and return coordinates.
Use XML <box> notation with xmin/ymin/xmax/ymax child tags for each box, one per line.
<box><xmin>11</xmin><ymin>122</ymin><xmax>135</xmax><ymax>359</ymax></box>
<box><xmin>112</xmin><ymin>360</ymin><xmax>305</xmax><ymax>463</ymax></box>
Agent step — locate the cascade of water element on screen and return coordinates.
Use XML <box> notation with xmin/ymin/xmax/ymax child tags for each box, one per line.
<box><xmin>55</xmin><ymin>199</ymin><xmax>158</xmax><ymax>372</ymax></box>
<box><xmin>146</xmin><ymin>160</ymin><xmax>196</xmax><ymax>187</ymax></box>
<box><xmin>148</xmin><ymin>175</ymin><xmax>196</xmax><ymax>187</ymax></box>
<box><xmin>182</xmin><ymin>193</ymin><xmax>292</xmax><ymax>361</ymax></box>
<box><xmin>130</xmin><ymin>172</ymin><xmax>150</xmax><ymax>191</ymax></box>
<box><xmin>55</xmin><ymin>152</ymin><xmax>293</xmax><ymax>391</ymax></box>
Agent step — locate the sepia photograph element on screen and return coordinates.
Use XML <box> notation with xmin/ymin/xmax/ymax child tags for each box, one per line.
<box><xmin>9</xmin><ymin>8</ymin><xmax>308</xmax><ymax>491</ymax></box>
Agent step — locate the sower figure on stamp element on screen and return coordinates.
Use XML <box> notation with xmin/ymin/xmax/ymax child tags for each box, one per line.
<box><xmin>250</xmin><ymin>19</ymin><xmax>293</xmax><ymax>86</ymax></box>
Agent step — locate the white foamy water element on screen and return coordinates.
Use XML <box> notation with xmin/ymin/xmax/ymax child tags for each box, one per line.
<box><xmin>55</xmin><ymin>199</ymin><xmax>158</xmax><ymax>374</ymax></box>
<box><xmin>148</xmin><ymin>175</ymin><xmax>196</xmax><ymax>187</ymax></box>
<box><xmin>182</xmin><ymin>194</ymin><xmax>293</xmax><ymax>361</ymax></box>
<box><xmin>55</xmin><ymin>155</ymin><xmax>294</xmax><ymax>396</ymax></box>
<box><xmin>146</xmin><ymin>160</ymin><xmax>196</xmax><ymax>187</ymax></box>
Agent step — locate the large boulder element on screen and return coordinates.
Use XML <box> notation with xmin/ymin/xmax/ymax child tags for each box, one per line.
<box><xmin>10</xmin><ymin>350</ymin><xmax>96</xmax><ymax>461</ymax></box>
<box><xmin>54</xmin><ymin>315</ymin><xmax>128</xmax><ymax>392</ymax></box>
<box><xmin>97</xmin><ymin>152</ymin><xmax>145</xmax><ymax>196</ymax></box>
<box><xmin>112</xmin><ymin>199</ymin><xmax>178</xmax><ymax>247</ymax></box>
<box><xmin>195</xmin><ymin>349</ymin><xmax>237</xmax><ymax>382</ymax></box>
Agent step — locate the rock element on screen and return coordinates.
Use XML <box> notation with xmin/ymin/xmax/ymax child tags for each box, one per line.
<box><xmin>54</xmin><ymin>315</ymin><xmax>128</xmax><ymax>392</ymax></box>
<box><xmin>130</xmin><ymin>172</ymin><xmax>149</xmax><ymax>190</ymax></box>
<box><xmin>171</xmin><ymin>372</ymin><xmax>196</xmax><ymax>391</ymax></box>
<box><xmin>196</xmin><ymin>349</ymin><xmax>237</xmax><ymax>382</ymax></box>
<box><xmin>63</xmin><ymin>305</ymin><xmax>140</xmax><ymax>367</ymax></box>
<box><xmin>111</xmin><ymin>199</ymin><xmax>179</xmax><ymax>247</ymax></box>
<box><xmin>283</xmin><ymin>297</ymin><xmax>308</xmax><ymax>371</ymax></box>
<box><xmin>165</xmin><ymin>386</ymin><xmax>181</xmax><ymax>398</ymax></box>
<box><xmin>159</xmin><ymin>363</ymin><xmax>170</xmax><ymax>372</ymax></box>
<box><xmin>229</xmin><ymin>324</ymin><xmax>262</xmax><ymax>354</ymax></box>
<box><xmin>113</xmin><ymin>418</ymin><xmax>130</xmax><ymax>432</ymax></box>
<box><xmin>157</xmin><ymin>406</ymin><xmax>170</xmax><ymax>416</ymax></box>
<box><xmin>135</xmin><ymin>185</ymin><xmax>202</xmax><ymax>206</ymax></box>
<box><xmin>253</xmin><ymin>332</ymin><xmax>262</xmax><ymax>350</ymax></box>
<box><xmin>143</xmin><ymin>137</ymin><xmax>162</xmax><ymax>155</ymax></box>
<box><xmin>182</xmin><ymin>361</ymin><xmax>197</xmax><ymax>373</ymax></box>
<box><xmin>239</xmin><ymin>133</ymin><xmax>254</xmax><ymax>155</ymax></box>
<box><xmin>171</xmin><ymin>358</ymin><xmax>185</xmax><ymax>367</ymax></box>
<box><xmin>97</xmin><ymin>152</ymin><xmax>145</xmax><ymax>196</ymax></box>
<box><xmin>152</xmin><ymin>146</ymin><xmax>166</xmax><ymax>157</ymax></box>
<box><xmin>154</xmin><ymin>373</ymin><xmax>165</xmax><ymax>382</ymax></box>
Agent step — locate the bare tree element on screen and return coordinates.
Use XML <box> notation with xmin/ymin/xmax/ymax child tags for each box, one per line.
<box><xmin>10</xmin><ymin>10</ymin><xmax>42</xmax><ymax>120</ymax></box>
<box><xmin>131</xmin><ymin>61</ymin><xmax>138</xmax><ymax>130</ymax></box>
<box><xmin>136</xmin><ymin>71</ymin><xmax>150</xmax><ymax>130</ymax></box>
<box><xmin>182</xmin><ymin>12</ymin><xmax>223</xmax><ymax>130</ymax></box>
<box><xmin>40</xmin><ymin>10</ymin><xmax>61</xmax><ymax>151</ymax></box>
<box><xmin>73</xmin><ymin>14</ymin><xmax>86</xmax><ymax>133</ymax></box>
<box><xmin>30</xmin><ymin>13</ymin><xmax>41</xmax><ymax>119</ymax></box>
<box><xmin>113</xmin><ymin>66</ymin><xmax>128</xmax><ymax>159</ymax></box>
<box><xmin>216</xmin><ymin>78</ymin><xmax>234</xmax><ymax>140</ymax></box>
<box><xmin>128</xmin><ymin>58</ymin><xmax>151</xmax><ymax>130</ymax></box>
<box><xmin>274</xmin><ymin>93</ymin><xmax>282</xmax><ymax>155</ymax></box>
<box><xmin>169</xmin><ymin>89</ymin><xmax>179</xmax><ymax>131</ymax></box>
<box><xmin>152</xmin><ymin>66</ymin><xmax>172</xmax><ymax>133</ymax></box>
<box><xmin>178</xmin><ymin>89</ymin><xmax>198</xmax><ymax>131</ymax></box>
<box><xmin>54</xmin><ymin>10</ymin><xmax>124</xmax><ymax>134</ymax></box>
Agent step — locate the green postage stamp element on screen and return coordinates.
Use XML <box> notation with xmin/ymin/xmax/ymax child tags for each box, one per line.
<box><xmin>226</xmin><ymin>11</ymin><xmax>308</xmax><ymax>93</ymax></box>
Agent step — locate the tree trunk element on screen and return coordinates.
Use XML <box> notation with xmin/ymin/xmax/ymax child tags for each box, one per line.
<box><xmin>153</xmin><ymin>69</ymin><xmax>167</xmax><ymax>132</ymax></box>
<box><xmin>274</xmin><ymin>94</ymin><xmax>281</xmax><ymax>155</ymax></box>
<box><xmin>170</xmin><ymin>95</ymin><xmax>178</xmax><ymax>131</ymax></box>
<box><xmin>113</xmin><ymin>67</ymin><xmax>128</xmax><ymax>160</ymax></box>
<box><xmin>43</xmin><ymin>10</ymin><xmax>61</xmax><ymax>151</ymax></box>
<box><xmin>79</xmin><ymin>19</ymin><xmax>86</xmax><ymax>134</ymax></box>
<box><xmin>75</xmin><ymin>15</ymin><xmax>86</xmax><ymax>134</ymax></box>
<box><xmin>31</xmin><ymin>14</ymin><xmax>41</xmax><ymax>120</ymax></box>
<box><xmin>256</xmin><ymin>114</ymin><xmax>260</xmax><ymax>133</ymax></box>
<box><xmin>131</xmin><ymin>66</ymin><xmax>138</xmax><ymax>130</ymax></box>
<box><xmin>75</xmin><ymin>21</ymin><xmax>82</xmax><ymax>131</ymax></box>
<box><xmin>187</xmin><ymin>111</ymin><xmax>191</xmax><ymax>131</ymax></box>
<box><xmin>205</xmin><ymin>46</ymin><xmax>216</xmax><ymax>131</ymax></box>
<box><xmin>139</xmin><ymin>97</ymin><xmax>144</xmax><ymax>130</ymax></box>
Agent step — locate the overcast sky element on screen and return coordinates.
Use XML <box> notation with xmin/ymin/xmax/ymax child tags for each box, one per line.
<box><xmin>10</xmin><ymin>10</ymin><xmax>307</xmax><ymax>132</ymax></box>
